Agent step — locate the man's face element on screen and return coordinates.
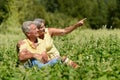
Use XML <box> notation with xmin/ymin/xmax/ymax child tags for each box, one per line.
<box><xmin>38</xmin><ymin>23</ymin><xmax>46</xmax><ymax>36</ymax></box>
<box><xmin>28</xmin><ymin>24</ymin><xmax>39</xmax><ymax>38</ymax></box>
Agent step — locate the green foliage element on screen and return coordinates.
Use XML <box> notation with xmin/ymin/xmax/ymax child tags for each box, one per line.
<box><xmin>0</xmin><ymin>0</ymin><xmax>120</xmax><ymax>79</ymax></box>
<box><xmin>0</xmin><ymin>0</ymin><xmax>120</xmax><ymax>31</ymax></box>
<box><xmin>0</xmin><ymin>0</ymin><xmax>46</xmax><ymax>33</ymax></box>
<box><xmin>89</xmin><ymin>0</ymin><xmax>108</xmax><ymax>29</ymax></box>
<box><xmin>0</xmin><ymin>28</ymin><xmax>120</xmax><ymax>80</ymax></box>
<box><xmin>44</xmin><ymin>12</ymin><xmax>78</xmax><ymax>28</ymax></box>
<box><xmin>107</xmin><ymin>0</ymin><xmax>120</xmax><ymax>29</ymax></box>
<box><xmin>17</xmin><ymin>0</ymin><xmax>46</xmax><ymax>22</ymax></box>
<box><xmin>41</xmin><ymin>0</ymin><xmax>120</xmax><ymax>29</ymax></box>
<box><xmin>0</xmin><ymin>0</ymin><xmax>8</xmax><ymax>24</ymax></box>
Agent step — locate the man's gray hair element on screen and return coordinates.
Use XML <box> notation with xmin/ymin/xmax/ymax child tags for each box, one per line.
<box><xmin>33</xmin><ymin>18</ymin><xmax>45</xmax><ymax>28</ymax></box>
<box><xmin>22</xmin><ymin>21</ymin><xmax>33</xmax><ymax>34</ymax></box>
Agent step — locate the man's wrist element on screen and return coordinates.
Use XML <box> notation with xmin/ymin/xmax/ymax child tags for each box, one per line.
<box><xmin>31</xmin><ymin>53</ymin><xmax>34</xmax><ymax>59</ymax></box>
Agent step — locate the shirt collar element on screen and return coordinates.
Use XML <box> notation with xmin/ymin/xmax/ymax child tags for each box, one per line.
<box><xmin>26</xmin><ymin>38</ymin><xmax>41</xmax><ymax>49</ymax></box>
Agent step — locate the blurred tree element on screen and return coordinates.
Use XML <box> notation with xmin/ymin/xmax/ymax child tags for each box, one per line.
<box><xmin>0</xmin><ymin>0</ymin><xmax>20</xmax><ymax>32</ymax></box>
<box><xmin>107</xmin><ymin>0</ymin><xmax>120</xmax><ymax>29</ymax></box>
<box><xmin>41</xmin><ymin>0</ymin><xmax>120</xmax><ymax>29</ymax></box>
<box><xmin>18</xmin><ymin>0</ymin><xmax>46</xmax><ymax>23</ymax></box>
<box><xmin>0</xmin><ymin>0</ymin><xmax>120</xmax><ymax>31</ymax></box>
<box><xmin>0</xmin><ymin>0</ymin><xmax>8</xmax><ymax>24</ymax></box>
<box><xmin>41</xmin><ymin>0</ymin><xmax>59</xmax><ymax>12</ymax></box>
<box><xmin>0</xmin><ymin>0</ymin><xmax>46</xmax><ymax>32</ymax></box>
<box><xmin>89</xmin><ymin>0</ymin><xmax>108</xmax><ymax>29</ymax></box>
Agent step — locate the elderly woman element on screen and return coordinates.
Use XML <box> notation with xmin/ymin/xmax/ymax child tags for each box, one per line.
<box><xmin>33</xmin><ymin>18</ymin><xmax>86</xmax><ymax>68</ymax></box>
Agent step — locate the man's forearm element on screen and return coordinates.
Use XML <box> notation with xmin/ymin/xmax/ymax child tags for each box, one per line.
<box><xmin>19</xmin><ymin>51</ymin><xmax>34</xmax><ymax>61</ymax></box>
<box><xmin>19</xmin><ymin>51</ymin><xmax>48</xmax><ymax>63</ymax></box>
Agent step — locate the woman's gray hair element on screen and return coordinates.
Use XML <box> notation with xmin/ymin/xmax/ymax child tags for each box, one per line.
<box><xmin>22</xmin><ymin>21</ymin><xmax>33</xmax><ymax>34</ymax></box>
<box><xmin>33</xmin><ymin>18</ymin><xmax>45</xmax><ymax>28</ymax></box>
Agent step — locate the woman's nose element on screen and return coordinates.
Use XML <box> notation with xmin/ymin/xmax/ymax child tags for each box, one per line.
<box><xmin>36</xmin><ymin>28</ymin><xmax>39</xmax><ymax>32</ymax></box>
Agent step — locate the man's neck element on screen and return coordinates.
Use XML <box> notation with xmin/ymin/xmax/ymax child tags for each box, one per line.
<box><xmin>28</xmin><ymin>37</ymin><xmax>38</xmax><ymax>43</ymax></box>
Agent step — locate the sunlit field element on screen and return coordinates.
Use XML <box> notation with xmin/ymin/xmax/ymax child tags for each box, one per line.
<box><xmin>0</xmin><ymin>28</ymin><xmax>120</xmax><ymax>80</ymax></box>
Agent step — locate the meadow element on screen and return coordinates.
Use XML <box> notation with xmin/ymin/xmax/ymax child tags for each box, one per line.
<box><xmin>0</xmin><ymin>27</ymin><xmax>120</xmax><ymax>80</ymax></box>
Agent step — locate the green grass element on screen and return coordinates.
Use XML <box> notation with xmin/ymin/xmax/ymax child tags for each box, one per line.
<box><xmin>0</xmin><ymin>28</ymin><xmax>120</xmax><ymax>80</ymax></box>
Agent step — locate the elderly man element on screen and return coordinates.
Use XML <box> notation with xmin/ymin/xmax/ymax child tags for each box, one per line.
<box><xmin>33</xmin><ymin>18</ymin><xmax>86</xmax><ymax>68</ymax></box>
<box><xmin>17</xmin><ymin>21</ymin><xmax>59</xmax><ymax>68</ymax></box>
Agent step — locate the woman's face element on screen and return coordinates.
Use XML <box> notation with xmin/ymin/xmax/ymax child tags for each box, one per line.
<box><xmin>38</xmin><ymin>22</ymin><xmax>46</xmax><ymax>36</ymax></box>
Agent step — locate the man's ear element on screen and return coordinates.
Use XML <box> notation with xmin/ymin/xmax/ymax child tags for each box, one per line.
<box><xmin>26</xmin><ymin>32</ymin><xmax>30</xmax><ymax>37</ymax></box>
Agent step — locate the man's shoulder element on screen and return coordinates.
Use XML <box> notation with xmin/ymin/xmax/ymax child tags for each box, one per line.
<box><xmin>17</xmin><ymin>39</ymin><xmax>27</xmax><ymax>47</ymax></box>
